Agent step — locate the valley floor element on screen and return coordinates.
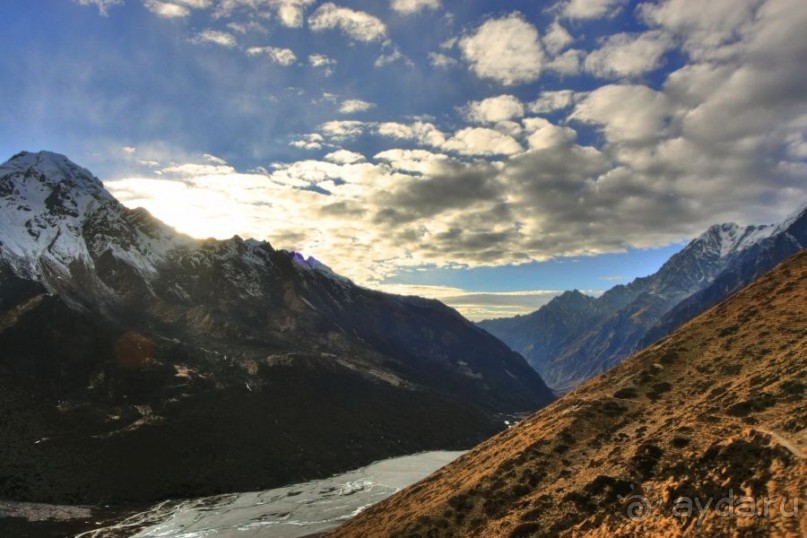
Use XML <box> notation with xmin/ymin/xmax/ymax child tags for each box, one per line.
<box><xmin>1</xmin><ymin>451</ymin><xmax>464</xmax><ymax>538</ymax></box>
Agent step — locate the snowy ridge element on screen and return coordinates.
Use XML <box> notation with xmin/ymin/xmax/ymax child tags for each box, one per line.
<box><xmin>774</xmin><ymin>204</ymin><xmax>807</xmax><ymax>236</ymax></box>
<box><xmin>290</xmin><ymin>251</ymin><xmax>353</xmax><ymax>285</ymax></box>
<box><xmin>695</xmin><ymin>222</ymin><xmax>775</xmax><ymax>260</ymax></box>
<box><xmin>0</xmin><ymin>151</ymin><xmax>191</xmax><ymax>289</ymax></box>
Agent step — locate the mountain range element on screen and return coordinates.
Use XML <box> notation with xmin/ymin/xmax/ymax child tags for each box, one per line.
<box><xmin>479</xmin><ymin>208</ymin><xmax>807</xmax><ymax>392</ymax></box>
<box><xmin>0</xmin><ymin>151</ymin><xmax>553</xmax><ymax>505</ymax></box>
<box><xmin>331</xmin><ymin>248</ymin><xmax>807</xmax><ymax>537</ymax></box>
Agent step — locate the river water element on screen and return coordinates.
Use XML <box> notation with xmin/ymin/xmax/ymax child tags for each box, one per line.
<box><xmin>77</xmin><ymin>451</ymin><xmax>463</xmax><ymax>538</ymax></box>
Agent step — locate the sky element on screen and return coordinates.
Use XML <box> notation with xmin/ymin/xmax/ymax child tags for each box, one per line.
<box><xmin>2</xmin><ymin>0</ymin><xmax>806</xmax><ymax>320</ymax></box>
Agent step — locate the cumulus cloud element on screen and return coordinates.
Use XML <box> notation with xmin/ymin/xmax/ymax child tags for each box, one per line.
<box><xmin>584</xmin><ymin>30</ymin><xmax>673</xmax><ymax>78</ymax></box>
<box><xmin>546</xmin><ymin>48</ymin><xmax>584</xmax><ymax>75</ymax></box>
<box><xmin>247</xmin><ymin>46</ymin><xmax>297</xmax><ymax>65</ymax></box>
<box><xmin>212</xmin><ymin>0</ymin><xmax>312</xmax><ymax>22</ymax></box>
<box><xmin>308</xmin><ymin>53</ymin><xmax>336</xmax><ymax>75</ymax></box>
<box><xmin>529</xmin><ymin>89</ymin><xmax>578</xmax><ymax>113</ymax></box>
<box><xmin>639</xmin><ymin>0</ymin><xmax>763</xmax><ymax>60</ymax></box>
<box><xmin>571</xmin><ymin>84</ymin><xmax>674</xmax><ymax>144</ymax></box>
<box><xmin>374</xmin><ymin>149</ymin><xmax>451</xmax><ymax>175</ymax></box>
<box><xmin>144</xmin><ymin>0</ymin><xmax>192</xmax><ymax>18</ymax></box>
<box><xmin>309</xmin><ymin>3</ymin><xmax>388</xmax><ymax>42</ymax></box>
<box><xmin>160</xmin><ymin>162</ymin><xmax>237</xmax><ymax>176</ymax></box>
<box><xmin>543</xmin><ymin>21</ymin><xmax>574</xmax><ymax>54</ymax></box>
<box><xmin>464</xmin><ymin>95</ymin><xmax>525</xmax><ymax>124</ymax></box>
<box><xmin>290</xmin><ymin>133</ymin><xmax>326</xmax><ymax>150</ymax></box>
<box><xmin>175</xmin><ymin>0</ymin><xmax>212</xmax><ymax>7</ymax></box>
<box><xmin>443</xmin><ymin>127</ymin><xmax>523</xmax><ymax>156</ymax></box>
<box><xmin>75</xmin><ymin>0</ymin><xmax>123</xmax><ymax>15</ymax></box>
<box><xmin>319</xmin><ymin>120</ymin><xmax>368</xmax><ymax>141</ymax></box>
<box><xmin>324</xmin><ymin>149</ymin><xmax>366</xmax><ymax>164</ymax></box>
<box><xmin>559</xmin><ymin>0</ymin><xmax>627</xmax><ymax>20</ymax></box>
<box><xmin>523</xmin><ymin>118</ymin><xmax>578</xmax><ymax>150</ymax></box>
<box><xmin>390</xmin><ymin>0</ymin><xmax>440</xmax><ymax>15</ymax></box>
<box><xmin>376</xmin><ymin>121</ymin><xmax>447</xmax><ymax>147</ymax></box>
<box><xmin>459</xmin><ymin>13</ymin><xmax>545</xmax><ymax>85</ymax></box>
<box><xmin>339</xmin><ymin>99</ymin><xmax>376</xmax><ymax>114</ymax></box>
<box><xmin>273</xmin><ymin>0</ymin><xmax>315</xmax><ymax>27</ymax></box>
<box><xmin>191</xmin><ymin>30</ymin><xmax>238</xmax><ymax>47</ymax></box>
<box><xmin>309</xmin><ymin>53</ymin><xmax>336</xmax><ymax>68</ymax></box>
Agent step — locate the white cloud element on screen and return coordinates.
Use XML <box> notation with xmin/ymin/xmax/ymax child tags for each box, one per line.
<box><xmin>427</xmin><ymin>52</ymin><xmax>458</xmax><ymax>68</ymax></box>
<box><xmin>193</xmin><ymin>30</ymin><xmax>237</xmax><ymax>47</ymax></box>
<box><xmin>247</xmin><ymin>46</ymin><xmax>297</xmax><ymax>65</ymax></box>
<box><xmin>339</xmin><ymin>99</ymin><xmax>376</xmax><ymax>114</ymax></box>
<box><xmin>203</xmin><ymin>153</ymin><xmax>228</xmax><ymax>165</ymax></box>
<box><xmin>175</xmin><ymin>0</ymin><xmax>212</xmax><ymax>7</ymax></box>
<box><xmin>160</xmin><ymin>162</ymin><xmax>237</xmax><ymax>176</ymax></box>
<box><xmin>274</xmin><ymin>0</ymin><xmax>316</xmax><ymax>27</ymax></box>
<box><xmin>639</xmin><ymin>0</ymin><xmax>763</xmax><ymax>60</ymax></box>
<box><xmin>529</xmin><ymin>89</ymin><xmax>578</xmax><ymax>113</ymax></box>
<box><xmin>443</xmin><ymin>127</ymin><xmax>523</xmax><ymax>156</ymax></box>
<box><xmin>543</xmin><ymin>21</ymin><xmax>574</xmax><ymax>54</ymax></box>
<box><xmin>559</xmin><ymin>0</ymin><xmax>626</xmax><ymax>20</ymax></box>
<box><xmin>319</xmin><ymin>120</ymin><xmax>368</xmax><ymax>141</ymax></box>
<box><xmin>376</xmin><ymin>121</ymin><xmax>447</xmax><ymax>147</ymax></box>
<box><xmin>459</xmin><ymin>13</ymin><xmax>545</xmax><ymax>85</ymax></box>
<box><xmin>440</xmin><ymin>36</ymin><xmax>458</xmax><ymax>49</ymax></box>
<box><xmin>290</xmin><ymin>133</ymin><xmax>326</xmax><ymax>150</ymax></box>
<box><xmin>374</xmin><ymin>48</ymin><xmax>413</xmax><ymax>68</ymax></box>
<box><xmin>546</xmin><ymin>48</ymin><xmax>584</xmax><ymax>75</ymax></box>
<box><xmin>144</xmin><ymin>0</ymin><xmax>191</xmax><ymax>18</ymax></box>
<box><xmin>324</xmin><ymin>149</ymin><xmax>366</xmax><ymax>164</ymax></box>
<box><xmin>390</xmin><ymin>0</ymin><xmax>440</xmax><ymax>15</ymax></box>
<box><xmin>493</xmin><ymin>121</ymin><xmax>523</xmax><ymax>138</ymax></box>
<box><xmin>213</xmin><ymin>0</ymin><xmax>312</xmax><ymax>23</ymax></box>
<box><xmin>373</xmin><ymin>149</ymin><xmax>450</xmax><ymax>175</ymax></box>
<box><xmin>584</xmin><ymin>31</ymin><xmax>673</xmax><ymax>78</ymax></box>
<box><xmin>373</xmin><ymin>47</ymin><xmax>415</xmax><ymax>67</ymax></box>
<box><xmin>523</xmin><ymin>118</ymin><xmax>578</xmax><ymax>150</ymax></box>
<box><xmin>309</xmin><ymin>3</ymin><xmax>388</xmax><ymax>43</ymax></box>
<box><xmin>308</xmin><ymin>53</ymin><xmax>336</xmax><ymax>75</ymax></box>
<box><xmin>465</xmin><ymin>95</ymin><xmax>525</xmax><ymax>124</ymax></box>
<box><xmin>227</xmin><ymin>21</ymin><xmax>269</xmax><ymax>34</ymax></box>
<box><xmin>309</xmin><ymin>53</ymin><xmax>336</xmax><ymax>68</ymax></box>
<box><xmin>75</xmin><ymin>0</ymin><xmax>123</xmax><ymax>15</ymax></box>
<box><xmin>571</xmin><ymin>84</ymin><xmax>674</xmax><ymax>144</ymax></box>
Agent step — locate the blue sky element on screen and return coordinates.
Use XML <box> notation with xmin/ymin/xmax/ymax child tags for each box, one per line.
<box><xmin>2</xmin><ymin>0</ymin><xmax>806</xmax><ymax>319</ymax></box>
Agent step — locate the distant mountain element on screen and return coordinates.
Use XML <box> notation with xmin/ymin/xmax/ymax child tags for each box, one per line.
<box><xmin>479</xmin><ymin>210</ymin><xmax>807</xmax><ymax>392</ymax></box>
<box><xmin>0</xmin><ymin>151</ymin><xmax>553</xmax><ymax>505</ymax></box>
<box><xmin>331</xmin><ymin>249</ymin><xmax>807</xmax><ymax>538</ymax></box>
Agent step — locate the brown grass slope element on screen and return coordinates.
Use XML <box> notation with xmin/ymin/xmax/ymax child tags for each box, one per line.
<box><xmin>331</xmin><ymin>250</ymin><xmax>807</xmax><ymax>538</ymax></box>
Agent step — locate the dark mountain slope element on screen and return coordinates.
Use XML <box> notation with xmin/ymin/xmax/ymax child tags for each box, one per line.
<box><xmin>331</xmin><ymin>249</ymin><xmax>807</xmax><ymax>538</ymax></box>
<box><xmin>0</xmin><ymin>151</ymin><xmax>552</xmax><ymax>505</ymax></box>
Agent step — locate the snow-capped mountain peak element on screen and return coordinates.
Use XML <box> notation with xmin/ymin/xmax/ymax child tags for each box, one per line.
<box><xmin>696</xmin><ymin>222</ymin><xmax>775</xmax><ymax>259</ymax></box>
<box><xmin>0</xmin><ymin>151</ymin><xmax>188</xmax><ymax>295</ymax></box>
<box><xmin>4</xmin><ymin>151</ymin><xmax>108</xmax><ymax>193</ymax></box>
